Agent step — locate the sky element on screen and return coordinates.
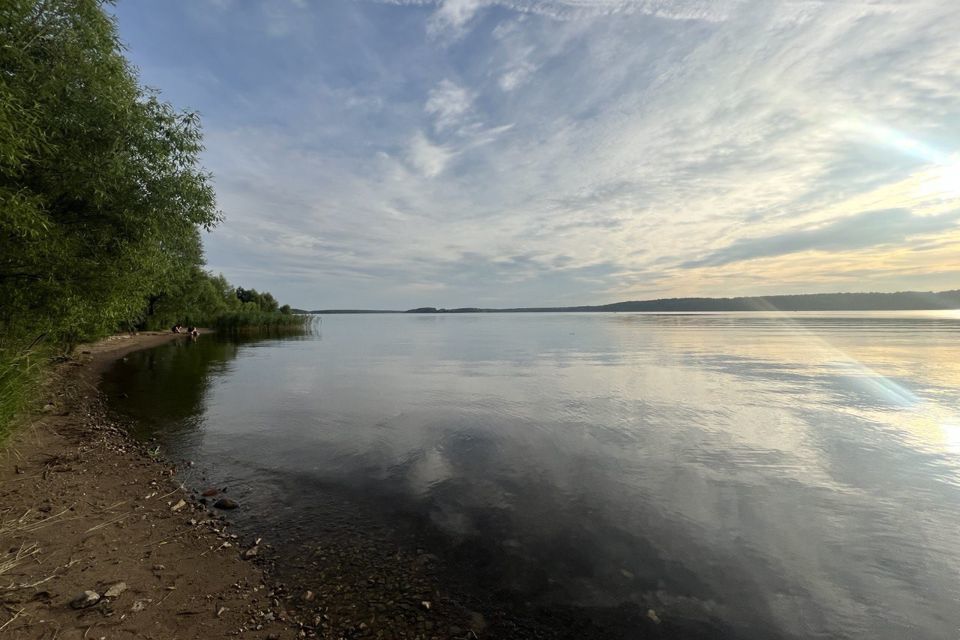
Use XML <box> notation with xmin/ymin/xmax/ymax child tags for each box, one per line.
<box><xmin>111</xmin><ymin>0</ymin><xmax>960</xmax><ymax>309</ymax></box>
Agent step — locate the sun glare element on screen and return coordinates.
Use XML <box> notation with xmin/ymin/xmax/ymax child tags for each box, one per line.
<box><xmin>921</xmin><ymin>158</ymin><xmax>960</xmax><ymax>199</ymax></box>
<box><xmin>941</xmin><ymin>422</ymin><xmax>960</xmax><ymax>456</ymax></box>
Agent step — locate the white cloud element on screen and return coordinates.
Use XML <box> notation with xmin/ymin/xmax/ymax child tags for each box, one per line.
<box><xmin>426</xmin><ymin>0</ymin><xmax>488</xmax><ymax>40</ymax></box>
<box><xmin>384</xmin><ymin>0</ymin><xmax>738</xmax><ymax>41</ymax></box>
<box><xmin>424</xmin><ymin>79</ymin><xmax>474</xmax><ymax>131</ymax></box>
<box><xmin>406</xmin><ymin>131</ymin><xmax>455</xmax><ymax>177</ymax></box>
<box><xmin>498</xmin><ymin>59</ymin><xmax>537</xmax><ymax>91</ymax></box>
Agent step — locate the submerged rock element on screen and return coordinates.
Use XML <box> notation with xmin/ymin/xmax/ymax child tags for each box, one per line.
<box><xmin>213</xmin><ymin>498</ymin><xmax>238</xmax><ymax>510</ymax></box>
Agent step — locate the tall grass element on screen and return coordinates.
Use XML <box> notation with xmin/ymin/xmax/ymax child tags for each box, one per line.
<box><xmin>0</xmin><ymin>338</ymin><xmax>48</xmax><ymax>443</ymax></box>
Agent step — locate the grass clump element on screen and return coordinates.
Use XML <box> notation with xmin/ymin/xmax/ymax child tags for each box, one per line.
<box><xmin>0</xmin><ymin>339</ymin><xmax>50</xmax><ymax>443</ymax></box>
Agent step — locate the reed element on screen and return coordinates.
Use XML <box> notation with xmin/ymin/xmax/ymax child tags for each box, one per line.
<box><xmin>210</xmin><ymin>311</ymin><xmax>313</xmax><ymax>334</ymax></box>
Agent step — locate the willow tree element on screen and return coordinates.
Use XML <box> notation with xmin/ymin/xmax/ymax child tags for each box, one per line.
<box><xmin>0</xmin><ymin>0</ymin><xmax>220</xmax><ymax>345</ymax></box>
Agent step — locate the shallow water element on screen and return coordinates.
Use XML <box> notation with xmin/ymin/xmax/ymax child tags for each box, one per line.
<box><xmin>102</xmin><ymin>312</ymin><xmax>960</xmax><ymax>639</ymax></box>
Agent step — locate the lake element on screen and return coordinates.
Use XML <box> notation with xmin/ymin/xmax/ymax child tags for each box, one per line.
<box><xmin>102</xmin><ymin>312</ymin><xmax>960</xmax><ymax>639</ymax></box>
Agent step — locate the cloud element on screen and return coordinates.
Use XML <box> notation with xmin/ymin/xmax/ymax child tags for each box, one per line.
<box><xmin>395</xmin><ymin>0</ymin><xmax>739</xmax><ymax>42</ymax></box>
<box><xmin>426</xmin><ymin>0</ymin><xmax>487</xmax><ymax>39</ymax></box>
<box><xmin>406</xmin><ymin>131</ymin><xmax>455</xmax><ymax>177</ymax></box>
<box><xmin>425</xmin><ymin>79</ymin><xmax>473</xmax><ymax>131</ymax></box>
<box><xmin>498</xmin><ymin>59</ymin><xmax>537</xmax><ymax>91</ymax></box>
<box><xmin>115</xmin><ymin>0</ymin><xmax>960</xmax><ymax>308</ymax></box>
<box><xmin>681</xmin><ymin>209</ymin><xmax>960</xmax><ymax>269</ymax></box>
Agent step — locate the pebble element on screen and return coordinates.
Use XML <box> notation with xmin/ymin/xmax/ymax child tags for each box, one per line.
<box><xmin>69</xmin><ymin>591</ymin><xmax>101</xmax><ymax>609</ymax></box>
<box><xmin>469</xmin><ymin>611</ymin><xmax>487</xmax><ymax>631</ymax></box>
<box><xmin>104</xmin><ymin>582</ymin><xmax>128</xmax><ymax>598</ymax></box>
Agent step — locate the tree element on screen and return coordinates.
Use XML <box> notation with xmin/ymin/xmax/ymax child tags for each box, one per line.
<box><xmin>0</xmin><ymin>0</ymin><xmax>220</xmax><ymax>345</ymax></box>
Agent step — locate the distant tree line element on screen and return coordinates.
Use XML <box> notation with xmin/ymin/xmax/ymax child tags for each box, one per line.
<box><xmin>385</xmin><ymin>291</ymin><xmax>960</xmax><ymax>314</ymax></box>
<box><xmin>0</xmin><ymin>0</ymin><xmax>300</xmax><ymax>434</ymax></box>
<box><xmin>494</xmin><ymin>290</ymin><xmax>960</xmax><ymax>313</ymax></box>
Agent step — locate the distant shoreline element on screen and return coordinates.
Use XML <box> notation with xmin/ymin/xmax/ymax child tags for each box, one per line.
<box><xmin>301</xmin><ymin>288</ymin><xmax>960</xmax><ymax>315</ymax></box>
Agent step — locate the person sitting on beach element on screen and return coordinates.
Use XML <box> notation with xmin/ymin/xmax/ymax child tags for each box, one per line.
<box><xmin>171</xmin><ymin>324</ymin><xmax>182</xmax><ymax>333</ymax></box>
<box><xmin>188</xmin><ymin>326</ymin><xmax>199</xmax><ymax>337</ymax></box>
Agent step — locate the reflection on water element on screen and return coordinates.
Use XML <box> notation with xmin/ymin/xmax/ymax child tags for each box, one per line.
<box><xmin>102</xmin><ymin>312</ymin><xmax>960</xmax><ymax>639</ymax></box>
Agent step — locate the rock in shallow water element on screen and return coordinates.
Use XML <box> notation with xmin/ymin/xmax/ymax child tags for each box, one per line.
<box><xmin>213</xmin><ymin>497</ymin><xmax>238</xmax><ymax>510</ymax></box>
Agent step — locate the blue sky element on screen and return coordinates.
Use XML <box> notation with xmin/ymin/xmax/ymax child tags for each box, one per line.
<box><xmin>111</xmin><ymin>0</ymin><xmax>960</xmax><ymax>308</ymax></box>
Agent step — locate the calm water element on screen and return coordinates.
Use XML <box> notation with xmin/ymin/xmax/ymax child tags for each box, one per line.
<box><xmin>103</xmin><ymin>312</ymin><xmax>960</xmax><ymax>639</ymax></box>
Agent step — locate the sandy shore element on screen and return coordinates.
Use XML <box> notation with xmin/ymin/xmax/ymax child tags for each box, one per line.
<box><xmin>0</xmin><ymin>332</ymin><xmax>295</xmax><ymax>639</ymax></box>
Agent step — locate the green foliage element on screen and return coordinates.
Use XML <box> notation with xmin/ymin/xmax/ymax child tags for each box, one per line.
<box><xmin>236</xmin><ymin>287</ymin><xmax>279</xmax><ymax>313</ymax></box>
<box><xmin>141</xmin><ymin>271</ymin><xmax>304</xmax><ymax>331</ymax></box>
<box><xmin>141</xmin><ymin>270</ymin><xmax>233</xmax><ymax>330</ymax></box>
<box><xmin>1</xmin><ymin>0</ymin><xmax>220</xmax><ymax>346</ymax></box>
<box><xmin>0</xmin><ymin>1</ymin><xmax>303</xmax><ymax>440</ymax></box>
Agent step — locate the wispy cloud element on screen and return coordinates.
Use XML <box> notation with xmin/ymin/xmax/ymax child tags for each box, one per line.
<box><xmin>498</xmin><ymin>58</ymin><xmax>537</xmax><ymax>91</ymax></box>
<box><xmin>426</xmin><ymin>0</ymin><xmax>488</xmax><ymax>40</ymax></box>
<box><xmin>406</xmin><ymin>131</ymin><xmax>455</xmax><ymax>177</ymax></box>
<box><xmin>425</xmin><ymin>79</ymin><xmax>474</xmax><ymax>131</ymax></box>
<box><xmin>113</xmin><ymin>0</ymin><xmax>960</xmax><ymax>308</ymax></box>
<box><xmin>681</xmin><ymin>209</ymin><xmax>960</xmax><ymax>269</ymax></box>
